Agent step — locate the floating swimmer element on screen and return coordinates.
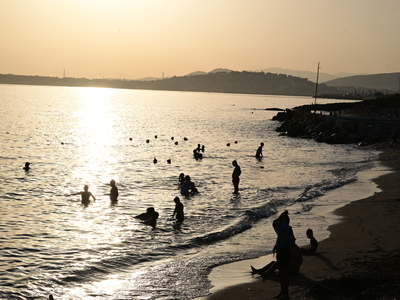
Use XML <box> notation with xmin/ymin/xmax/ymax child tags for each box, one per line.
<box><xmin>142</xmin><ymin>211</ymin><xmax>159</xmax><ymax>228</ymax></box>
<box><xmin>23</xmin><ymin>162</ymin><xmax>31</xmax><ymax>171</ymax></box>
<box><xmin>153</xmin><ymin>157</ymin><xmax>157</xmax><ymax>164</ymax></box>
<box><xmin>134</xmin><ymin>207</ymin><xmax>155</xmax><ymax>220</ymax></box>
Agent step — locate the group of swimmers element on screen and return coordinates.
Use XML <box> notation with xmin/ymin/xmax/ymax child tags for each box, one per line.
<box><xmin>23</xmin><ymin>141</ymin><xmax>264</xmax><ymax>228</ymax></box>
<box><xmin>69</xmin><ymin>179</ymin><xmax>185</xmax><ymax>227</ymax></box>
<box><xmin>193</xmin><ymin>143</ymin><xmax>205</xmax><ymax>159</ymax></box>
<box><xmin>179</xmin><ymin>173</ymin><xmax>199</xmax><ymax>196</ymax></box>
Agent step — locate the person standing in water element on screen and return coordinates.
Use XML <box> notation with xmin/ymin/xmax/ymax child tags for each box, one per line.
<box><xmin>172</xmin><ymin>197</ymin><xmax>184</xmax><ymax>223</ymax></box>
<box><xmin>232</xmin><ymin>160</ymin><xmax>241</xmax><ymax>194</ymax></box>
<box><xmin>107</xmin><ymin>179</ymin><xmax>119</xmax><ymax>202</ymax></box>
<box><xmin>255</xmin><ymin>142</ymin><xmax>264</xmax><ymax>158</ymax></box>
<box><xmin>71</xmin><ymin>185</ymin><xmax>96</xmax><ymax>206</ymax></box>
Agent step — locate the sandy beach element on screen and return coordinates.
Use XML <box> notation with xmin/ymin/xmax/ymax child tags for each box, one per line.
<box><xmin>202</xmin><ymin>147</ymin><xmax>400</xmax><ymax>300</ymax></box>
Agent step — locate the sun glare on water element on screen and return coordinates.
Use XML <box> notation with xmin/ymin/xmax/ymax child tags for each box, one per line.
<box><xmin>72</xmin><ymin>87</ymin><xmax>121</xmax><ymax>188</ymax></box>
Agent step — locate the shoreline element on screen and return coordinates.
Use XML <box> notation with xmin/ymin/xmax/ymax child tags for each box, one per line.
<box><xmin>198</xmin><ymin>148</ymin><xmax>400</xmax><ymax>300</ymax></box>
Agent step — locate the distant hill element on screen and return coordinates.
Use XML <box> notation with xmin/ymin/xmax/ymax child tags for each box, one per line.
<box><xmin>255</xmin><ymin>67</ymin><xmax>367</xmax><ymax>83</ymax></box>
<box><xmin>208</xmin><ymin>68</ymin><xmax>234</xmax><ymax>74</ymax></box>
<box><xmin>128</xmin><ymin>71</ymin><xmax>342</xmax><ymax>96</ymax></box>
<box><xmin>2</xmin><ymin>70</ymin><xmax>397</xmax><ymax>97</ymax></box>
<box><xmin>0</xmin><ymin>71</ymin><xmax>342</xmax><ymax>97</ymax></box>
<box><xmin>324</xmin><ymin>73</ymin><xmax>400</xmax><ymax>92</ymax></box>
<box><xmin>186</xmin><ymin>71</ymin><xmax>207</xmax><ymax>76</ymax></box>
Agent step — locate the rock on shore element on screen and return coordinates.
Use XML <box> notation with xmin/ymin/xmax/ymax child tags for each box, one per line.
<box><xmin>273</xmin><ymin>109</ymin><xmax>396</xmax><ymax>145</ymax></box>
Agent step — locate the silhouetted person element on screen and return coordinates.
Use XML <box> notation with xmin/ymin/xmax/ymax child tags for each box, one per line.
<box><xmin>106</xmin><ymin>179</ymin><xmax>119</xmax><ymax>202</ymax></box>
<box><xmin>390</xmin><ymin>129</ymin><xmax>399</xmax><ymax>147</ymax></box>
<box><xmin>71</xmin><ymin>185</ymin><xmax>96</xmax><ymax>206</ymax></box>
<box><xmin>193</xmin><ymin>149</ymin><xmax>203</xmax><ymax>159</ymax></box>
<box><xmin>23</xmin><ymin>162</ymin><xmax>31</xmax><ymax>171</ymax></box>
<box><xmin>232</xmin><ymin>160</ymin><xmax>241</xmax><ymax>194</ymax></box>
<box><xmin>134</xmin><ymin>207</ymin><xmax>155</xmax><ymax>220</ymax></box>
<box><xmin>256</xmin><ymin>142</ymin><xmax>264</xmax><ymax>158</ymax></box>
<box><xmin>181</xmin><ymin>175</ymin><xmax>198</xmax><ymax>196</ymax></box>
<box><xmin>142</xmin><ymin>211</ymin><xmax>159</xmax><ymax>228</ymax></box>
<box><xmin>273</xmin><ymin>211</ymin><xmax>296</xmax><ymax>300</ymax></box>
<box><xmin>301</xmin><ymin>229</ymin><xmax>318</xmax><ymax>255</ymax></box>
<box><xmin>172</xmin><ymin>197</ymin><xmax>184</xmax><ymax>223</ymax></box>
<box><xmin>179</xmin><ymin>173</ymin><xmax>185</xmax><ymax>185</ymax></box>
<box><xmin>251</xmin><ymin>244</ymin><xmax>303</xmax><ymax>278</ymax></box>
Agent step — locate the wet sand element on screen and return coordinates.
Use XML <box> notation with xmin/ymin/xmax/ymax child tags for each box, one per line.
<box><xmin>202</xmin><ymin>148</ymin><xmax>400</xmax><ymax>300</ymax></box>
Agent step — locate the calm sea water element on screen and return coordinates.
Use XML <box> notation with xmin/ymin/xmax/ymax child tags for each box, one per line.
<box><xmin>0</xmin><ymin>84</ymin><xmax>379</xmax><ymax>300</ymax></box>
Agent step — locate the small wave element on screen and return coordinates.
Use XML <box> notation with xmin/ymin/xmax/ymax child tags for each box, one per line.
<box><xmin>296</xmin><ymin>176</ymin><xmax>357</xmax><ymax>202</ymax></box>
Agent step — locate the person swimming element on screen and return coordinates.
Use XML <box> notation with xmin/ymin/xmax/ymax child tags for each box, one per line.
<box><xmin>134</xmin><ymin>207</ymin><xmax>155</xmax><ymax>220</ymax></box>
<box><xmin>23</xmin><ymin>162</ymin><xmax>31</xmax><ymax>171</ymax></box>
<box><xmin>181</xmin><ymin>175</ymin><xmax>198</xmax><ymax>196</ymax></box>
<box><xmin>142</xmin><ymin>211</ymin><xmax>159</xmax><ymax>228</ymax></box>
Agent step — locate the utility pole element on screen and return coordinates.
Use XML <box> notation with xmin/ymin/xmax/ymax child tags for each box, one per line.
<box><xmin>314</xmin><ymin>62</ymin><xmax>320</xmax><ymax>105</ymax></box>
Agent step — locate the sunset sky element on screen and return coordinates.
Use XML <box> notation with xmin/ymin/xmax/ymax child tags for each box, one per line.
<box><xmin>1</xmin><ymin>0</ymin><xmax>399</xmax><ymax>80</ymax></box>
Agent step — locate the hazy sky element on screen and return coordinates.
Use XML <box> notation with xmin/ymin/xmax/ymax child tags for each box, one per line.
<box><xmin>1</xmin><ymin>0</ymin><xmax>399</xmax><ymax>79</ymax></box>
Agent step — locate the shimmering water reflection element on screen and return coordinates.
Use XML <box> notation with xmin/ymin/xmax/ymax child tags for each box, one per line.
<box><xmin>0</xmin><ymin>85</ymin><xmax>378</xmax><ymax>299</ymax></box>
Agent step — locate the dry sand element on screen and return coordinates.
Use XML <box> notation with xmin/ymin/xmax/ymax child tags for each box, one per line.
<box><xmin>203</xmin><ymin>148</ymin><xmax>400</xmax><ymax>300</ymax></box>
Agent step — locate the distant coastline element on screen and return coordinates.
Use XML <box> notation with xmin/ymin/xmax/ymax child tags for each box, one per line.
<box><xmin>0</xmin><ymin>72</ymin><xmax>354</xmax><ymax>98</ymax></box>
<box><xmin>2</xmin><ymin>70</ymin><xmax>398</xmax><ymax>98</ymax></box>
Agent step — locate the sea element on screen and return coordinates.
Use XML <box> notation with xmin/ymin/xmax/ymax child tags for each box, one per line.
<box><xmin>0</xmin><ymin>84</ymin><xmax>386</xmax><ymax>300</ymax></box>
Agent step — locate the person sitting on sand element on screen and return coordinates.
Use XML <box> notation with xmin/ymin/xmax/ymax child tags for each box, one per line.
<box><xmin>71</xmin><ymin>185</ymin><xmax>96</xmax><ymax>206</ymax></box>
<box><xmin>301</xmin><ymin>228</ymin><xmax>318</xmax><ymax>255</ymax></box>
<box><xmin>172</xmin><ymin>197</ymin><xmax>184</xmax><ymax>223</ymax></box>
<box><xmin>142</xmin><ymin>211</ymin><xmax>159</xmax><ymax>228</ymax></box>
<box><xmin>134</xmin><ymin>207</ymin><xmax>155</xmax><ymax>220</ymax></box>
<box><xmin>251</xmin><ymin>243</ymin><xmax>303</xmax><ymax>278</ymax></box>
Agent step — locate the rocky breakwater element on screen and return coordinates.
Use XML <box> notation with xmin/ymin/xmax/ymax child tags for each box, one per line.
<box><xmin>272</xmin><ymin>109</ymin><xmax>398</xmax><ymax>145</ymax></box>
